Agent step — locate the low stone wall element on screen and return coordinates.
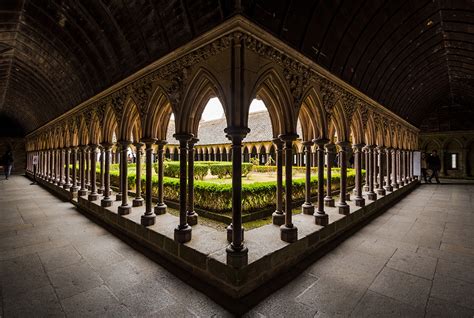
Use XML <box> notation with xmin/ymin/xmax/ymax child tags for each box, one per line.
<box><xmin>26</xmin><ymin>172</ymin><xmax>418</xmax><ymax>302</ymax></box>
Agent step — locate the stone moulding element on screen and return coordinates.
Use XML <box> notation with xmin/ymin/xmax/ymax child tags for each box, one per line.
<box><xmin>26</xmin><ymin>172</ymin><xmax>418</xmax><ymax>305</ymax></box>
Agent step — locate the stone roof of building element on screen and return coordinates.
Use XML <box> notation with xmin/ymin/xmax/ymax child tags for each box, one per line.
<box><xmin>166</xmin><ymin>110</ymin><xmax>302</xmax><ymax>145</ymax></box>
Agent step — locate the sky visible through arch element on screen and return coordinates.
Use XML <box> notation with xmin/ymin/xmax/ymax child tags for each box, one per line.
<box><xmin>170</xmin><ymin>98</ymin><xmax>267</xmax><ymax>121</ymax></box>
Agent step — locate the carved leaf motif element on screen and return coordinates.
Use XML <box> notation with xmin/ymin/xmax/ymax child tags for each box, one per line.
<box><xmin>341</xmin><ymin>93</ymin><xmax>356</xmax><ymax>123</ymax></box>
<box><xmin>132</xmin><ymin>81</ymin><xmax>152</xmax><ymax>117</ymax></box>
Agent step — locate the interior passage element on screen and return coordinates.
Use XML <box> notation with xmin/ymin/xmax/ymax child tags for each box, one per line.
<box><xmin>1</xmin><ymin>176</ymin><xmax>473</xmax><ymax>317</ymax></box>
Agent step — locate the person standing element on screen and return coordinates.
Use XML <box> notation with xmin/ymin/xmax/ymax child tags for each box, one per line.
<box><xmin>421</xmin><ymin>152</ymin><xmax>428</xmax><ymax>183</ymax></box>
<box><xmin>2</xmin><ymin>150</ymin><xmax>14</xmax><ymax>180</ymax></box>
<box><xmin>427</xmin><ymin>150</ymin><xmax>441</xmax><ymax>184</ymax></box>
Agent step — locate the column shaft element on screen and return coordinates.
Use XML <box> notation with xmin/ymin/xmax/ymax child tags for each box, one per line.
<box><xmin>314</xmin><ymin>138</ymin><xmax>329</xmax><ymax>226</ymax></box>
<box><xmin>141</xmin><ymin>141</ymin><xmax>156</xmax><ymax>226</ymax></box>
<box><xmin>118</xmin><ymin>141</ymin><xmax>131</xmax><ymax>215</ymax></box>
<box><xmin>272</xmin><ymin>138</ymin><xmax>285</xmax><ymax>225</ymax></box>
<box><xmin>133</xmin><ymin>143</ymin><xmax>144</xmax><ymax>207</ymax></box>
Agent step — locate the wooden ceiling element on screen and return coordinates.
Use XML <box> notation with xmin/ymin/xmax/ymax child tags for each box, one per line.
<box><xmin>0</xmin><ymin>0</ymin><xmax>472</xmax><ymax>134</ymax></box>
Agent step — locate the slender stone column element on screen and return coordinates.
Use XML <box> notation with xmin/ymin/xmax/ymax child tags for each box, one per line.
<box><xmin>225</xmin><ymin>127</ymin><xmax>249</xmax><ymax>268</ymax></box>
<box><xmin>115</xmin><ymin>144</ymin><xmax>122</xmax><ymax>201</ymax></box>
<box><xmin>173</xmin><ymin>133</ymin><xmax>192</xmax><ymax>243</ymax></box>
<box><xmin>98</xmin><ymin>147</ymin><xmax>105</xmax><ymax>194</ymax></box>
<box><xmin>63</xmin><ymin>148</ymin><xmax>71</xmax><ymax>189</ymax></box>
<box><xmin>399</xmin><ymin>149</ymin><xmax>405</xmax><ymax>186</ymax></box>
<box><xmin>337</xmin><ymin>141</ymin><xmax>350</xmax><ymax>215</ymax></box>
<box><xmin>280</xmin><ymin>133</ymin><xmax>298</xmax><ymax>243</ymax></box>
<box><xmin>272</xmin><ymin>138</ymin><xmax>285</xmax><ymax>225</ymax></box>
<box><xmin>57</xmin><ymin>149</ymin><xmax>61</xmax><ymax>184</ymax></box>
<box><xmin>101</xmin><ymin>143</ymin><xmax>113</xmax><ymax>207</ymax></box>
<box><xmin>406</xmin><ymin>151</ymin><xmax>411</xmax><ymax>182</ymax></box>
<box><xmin>384</xmin><ymin>148</ymin><xmax>393</xmax><ymax>192</ymax></box>
<box><xmin>363</xmin><ymin>147</ymin><xmax>369</xmax><ymax>192</ymax></box>
<box><xmin>78</xmin><ymin>146</ymin><xmax>88</xmax><ymax>196</ymax></box>
<box><xmin>87</xmin><ymin>145</ymin><xmax>99</xmax><ymax>201</ymax></box>
<box><xmin>132</xmin><ymin>143</ymin><xmax>144</xmax><ymax>207</ymax></box>
<box><xmin>58</xmin><ymin>149</ymin><xmax>64</xmax><ymax>186</ymax></box>
<box><xmin>353</xmin><ymin>144</ymin><xmax>365</xmax><ymax>207</ymax></box>
<box><xmin>392</xmin><ymin>148</ymin><xmax>399</xmax><ymax>189</ymax></box>
<box><xmin>367</xmin><ymin>145</ymin><xmax>377</xmax><ymax>200</ymax></box>
<box><xmin>141</xmin><ymin>140</ymin><xmax>156</xmax><ymax>226</ymax></box>
<box><xmin>49</xmin><ymin>149</ymin><xmax>54</xmax><ymax>182</ymax></box>
<box><xmin>324</xmin><ymin>143</ymin><xmax>335</xmax><ymax>207</ymax></box>
<box><xmin>377</xmin><ymin>146</ymin><xmax>386</xmax><ymax>196</ymax></box>
<box><xmin>70</xmin><ymin>147</ymin><xmax>79</xmax><ymax>192</ymax></box>
<box><xmin>85</xmin><ymin>147</ymin><xmax>90</xmax><ymax>189</ymax></box>
<box><xmin>154</xmin><ymin>141</ymin><xmax>167</xmax><ymax>214</ymax></box>
<box><xmin>314</xmin><ymin>138</ymin><xmax>329</xmax><ymax>226</ymax></box>
<box><xmin>302</xmin><ymin>141</ymin><xmax>314</xmax><ymax>214</ymax></box>
<box><xmin>53</xmin><ymin>150</ymin><xmax>58</xmax><ymax>184</ymax></box>
<box><xmin>118</xmin><ymin>141</ymin><xmax>132</xmax><ymax>215</ymax></box>
<box><xmin>187</xmin><ymin>138</ymin><xmax>199</xmax><ymax>226</ymax></box>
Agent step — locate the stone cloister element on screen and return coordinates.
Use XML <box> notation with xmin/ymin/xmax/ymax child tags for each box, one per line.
<box><xmin>21</xmin><ymin>17</ymin><xmax>420</xmax><ymax>300</ymax></box>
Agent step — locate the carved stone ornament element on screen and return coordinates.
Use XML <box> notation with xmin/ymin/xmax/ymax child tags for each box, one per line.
<box><xmin>132</xmin><ymin>80</ymin><xmax>153</xmax><ymax>117</ymax></box>
<box><xmin>360</xmin><ymin>102</ymin><xmax>370</xmax><ymax>130</ymax></box>
<box><xmin>320</xmin><ymin>84</ymin><xmax>337</xmax><ymax>119</ymax></box>
<box><xmin>283</xmin><ymin>68</ymin><xmax>310</xmax><ymax>106</ymax></box>
<box><xmin>341</xmin><ymin>93</ymin><xmax>356</xmax><ymax>123</ymax></box>
<box><xmin>162</xmin><ymin>67</ymin><xmax>189</xmax><ymax>107</ymax></box>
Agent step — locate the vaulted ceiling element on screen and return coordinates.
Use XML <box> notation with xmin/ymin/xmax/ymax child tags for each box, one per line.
<box><xmin>0</xmin><ymin>0</ymin><xmax>473</xmax><ymax>135</ymax></box>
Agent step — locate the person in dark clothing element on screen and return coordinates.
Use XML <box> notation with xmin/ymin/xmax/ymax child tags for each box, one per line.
<box><xmin>421</xmin><ymin>152</ymin><xmax>428</xmax><ymax>183</ymax></box>
<box><xmin>426</xmin><ymin>150</ymin><xmax>441</xmax><ymax>184</ymax></box>
<box><xmin>1</xmin><ymin>150</ymin><xmax>14</xmax><ymax>180</ymax></box>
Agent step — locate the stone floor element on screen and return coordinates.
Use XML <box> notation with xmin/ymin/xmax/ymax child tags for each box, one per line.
<box><xmin>1</xmin><ymin>176</ymin><xmax>473</xmax><ymax>317</ymax></box>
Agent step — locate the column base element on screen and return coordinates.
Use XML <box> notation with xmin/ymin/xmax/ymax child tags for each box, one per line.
<box><xmin>140</xmin><ymin>213</ymin><xmax>156</xmax><ymax>226</ymax></box>
<box><xmin>392</xmin><ymin>183</ymin><xmax>399</xmax><ymax>189</ymax></box>
<box><xmin>355</xmin><ymin>197</ymin><xmax>365</xmax><ymax>207</ymax></box>
<box><xmin>399</xmin><ymin>181</ymin><xmax>405</xmax><ymax>186</ymax></box>
<box><xmin>280</xmin><ymin>224</ymin><xmax>298</xmax><ymax>243</ymax></box>
<box><xmin>227</xmin><ymin>224</ymin><xmax>244</xmax><ymax>243</ymax></box>
<box><xmin>118</xmin><ymin>204</ymin><xmax>131</xmax><ymax>215</ymax></box>
<box><xmin>367</xmin><ymin>192</ymin><xmax>377</xmax><ymax>201</ymax></box>
<box><xmin>346</xmin><ymin>193</ymin><xmax>351</xmax><ymax>201</ymax></box>
<box><xmin>384</xmin><ymin>185</ymin><xmax>393</xmax><ymax>192</ymax></box>
<box><xmin>115</xmin><ymin>193</ymin><xmax>122</xmax><ymax>201</ymax></box>
<box><xmin>377</xmin><ymin>188</ymin><xmax>386</xmax><ymax>196</ymax></box>
<box><xmin>324</xmin><ymin>197</ymin><xmax>335</xmax><ymax>207</ymax></box>
<box><xmin>97</xmin><ymin>188</ymin><xmax>103</xmax><ymax>194</ymax></box>
<box><xmin>78</xmin><ymin>189</ymin><xmax>87</xmax><ymax>196</ymax></box>
<box><xmin>363</xmin><ymin>185</ymin><xmax>369</xmax><ymax>192</ymax></box>
<box><xmin>154</xmin><ymin>203</ymin><xmax>167</xmax><ymax>215</ymax></box>
<box><xmin>70</xmin><ymin>186</ymin><xmax>78</xmax><ymax>193</ymax></box>
<box><xmin>174</xmin><ymin>225</ymin><xmax>192</xmax><ymax>243</ymax></box>
<box><xmin>88</xmin><ymin>193</ymin><xmax>99</xmax><ymax>201</ymax></box>
<box><xmin>337</xmin><ymin>203</ymin><xmax>350</xmax><ymax>215</ymax></box>
<box><xmin>132</xmin><ymin>197</ymin><xmax>144</xmax><ymax>207</ymax></box>
<box><xmin>63</xmin><ymin>183</ymin><xmax>71</xmax><ymax>190</ymax></box>
<box><xmin>187</xmin><ymin>212</ymin><xmax>198</xmax><ymax>226</ymax></box>
<box><xmin>314</xmin><ymin>211</ymin><xmax>329</xmax><ymax>226</ymax></box>
<box><xmin>301</xmin><ymin>202</ymin><xmax>314</xmax><ymax>215</ymax></box>
<box><xmin>272</xmin><ymin>211</ymin><xmax>285</xmax><ymax>226</ymax></box>
<box><xmin>226</xmin><ymin>245</ymin><xmax>248</xmax><ymax>269</ymax></box>
<box><xmin>101</xmin><ymin>197</ymin><xmax>113</xmax><ymax>207</ymax></box>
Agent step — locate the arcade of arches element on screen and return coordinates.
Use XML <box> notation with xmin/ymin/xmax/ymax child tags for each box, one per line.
<box><xmin>1</xmin><ymin>6</ymin><xmax>473</xmax><ymax>316</ymax></box>
<box><xmin>23</xmin><ymin>15</ymin><xmax>420</xmax><ymax>295</ymax></box>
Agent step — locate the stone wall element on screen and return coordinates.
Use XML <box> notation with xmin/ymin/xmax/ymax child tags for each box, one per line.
<box><xmin>0</xmin><ymin>137</ymin><xmax>26</xmax><ymax>174</ymax></box>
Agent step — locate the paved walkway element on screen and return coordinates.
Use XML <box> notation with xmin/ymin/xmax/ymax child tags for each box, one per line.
<box><xmin>1</xmin><ymin>176</ymin><xmax>473</xmax><ymax>317</ymax></box>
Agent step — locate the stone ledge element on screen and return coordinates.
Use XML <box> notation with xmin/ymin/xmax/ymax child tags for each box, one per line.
<box><xmin>25</xmin><ymin>172</ymin><xmax>418</xmax><ymax>299</ymax></box>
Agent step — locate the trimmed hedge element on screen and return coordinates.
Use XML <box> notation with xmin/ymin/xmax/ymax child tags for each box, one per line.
<box><xmin>88</xmin><ymin>162</ymin><xmax>363</xmax><ymax>213</ymax></box>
